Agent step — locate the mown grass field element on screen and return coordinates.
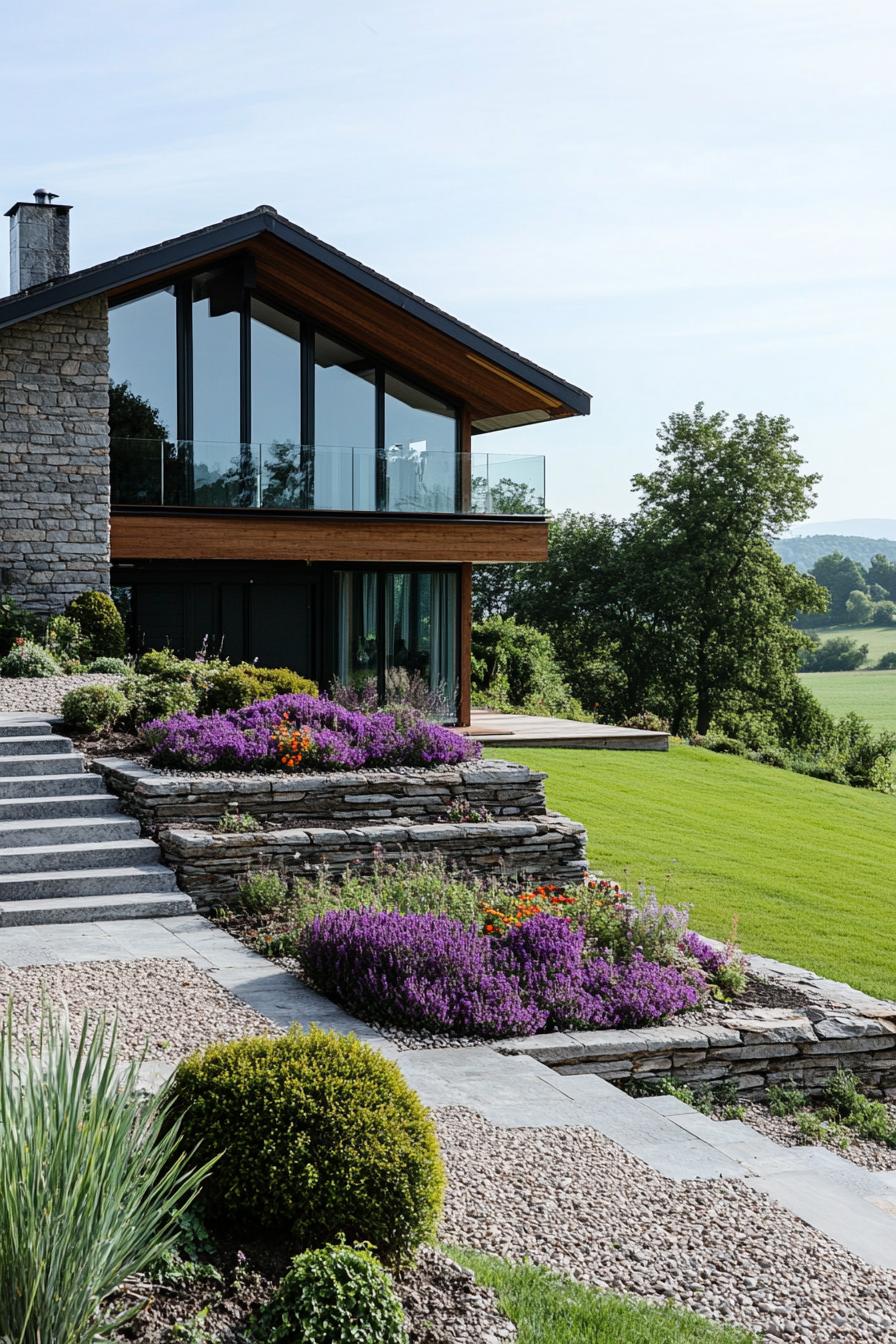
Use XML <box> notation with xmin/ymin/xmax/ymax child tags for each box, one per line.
<box><xmin>799</xmin><ymin>669</ymin><xmax>896</xmax><ymax>733</ymax></box>
<box><xmin>484</xmin><ymin>742</ymin><xmax>896</xmax><ymax>999</ymax></box>
<box><xmin>808</xmin><ymin>622</ymin><xmax>896</xmax><ymax>667</ymax></box>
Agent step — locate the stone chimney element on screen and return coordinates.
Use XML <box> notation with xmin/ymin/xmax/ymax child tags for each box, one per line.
<box><xmin>5</xmin><ymin>190</ymin><xmax>72</xmax><ymax>292</ymax></box>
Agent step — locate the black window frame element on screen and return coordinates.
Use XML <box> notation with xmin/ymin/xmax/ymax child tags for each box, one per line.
<box><xmin>109</xmin><ymin>266</ymin><xmax>462</xmax><ymax>514</ymax></box>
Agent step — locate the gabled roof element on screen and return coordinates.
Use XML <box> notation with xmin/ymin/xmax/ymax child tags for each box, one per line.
<box><xmin>0</xmin><ymin>205</ymin><xmax>591</xmax><ymax>431</ymax></box>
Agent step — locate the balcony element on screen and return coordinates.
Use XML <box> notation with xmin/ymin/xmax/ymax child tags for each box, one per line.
<box><xmin>110</xmin><ymin>439</ymin><xmax>546</xmax><ymax>517</ymax></box>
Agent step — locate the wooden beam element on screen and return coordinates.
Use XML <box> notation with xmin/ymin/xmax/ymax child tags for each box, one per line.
<box><xmin>111</xmin><ymin>512</ymin><xmax>548</xmax><ymax>565</ymax></box>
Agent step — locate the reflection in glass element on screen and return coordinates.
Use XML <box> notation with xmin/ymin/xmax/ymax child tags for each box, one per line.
<box><xmin>252</xmin><ymin>299</ymin><xmax>303</xmax><ymax>507</ymax></box>
<box><xmin>192</xmin><ymin>286</ymin><xmax>242</xmax><ymax>504</ymax></box>
<box><xmin>385</xmin><ymin>571</ymin><xmax>456</xmax><ymax>714</ymax></box>
<box><xmin>384</xmin><ymin>375</ymin><xmax>456</xmax><ymax>512</ymax></box>
<box><xmin>336</xmin><ymin>572</ymin><xmax>379</xmax><ymax>687</ymax></box>
<box><xmin>109</xmin><ymin>288</ymin><xmax>177</xmax><ymax>504</ymax></box>
<box><xmin>314</xmin><ymin>335</ymin><xmax>376</xmax><ymax>509</ymax></box>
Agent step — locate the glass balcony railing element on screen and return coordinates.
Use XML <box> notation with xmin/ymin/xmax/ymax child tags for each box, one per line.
<box><xmin>110</xmin><ymin>439</ymin><xmax>546</xmax><ymax>517</ymax></box>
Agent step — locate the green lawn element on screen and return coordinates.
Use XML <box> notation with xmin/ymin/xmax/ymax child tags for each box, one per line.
<box><xmin>451</xmin><ymin>1249</ymin><xmax>756</xmax><ymax>1343</ymax></box>
<box><xmin>799</xmin><ymin>669</ymin><xmax>896</xmax><ymax>732</ymax></box>
<box><xmin>484</xmin><ymin>742</ymin><xmax>896</xmax><ymax>999</ymax></box>
<box><xmin>808</xmin><ymin>622</ymin><xmax>896</xmax><ymax>667</ymax></box>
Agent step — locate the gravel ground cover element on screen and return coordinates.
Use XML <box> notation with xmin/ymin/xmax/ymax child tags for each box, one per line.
<box><xmin>435</xmin><ymin>1106</ymin><xmax>896</xmax><ymax>1343</ymax></box>
<box><xmin>0</xmin><ymin>672</ymin><xmax>122</xmax><ymax>716</ymax></box>
<box><xmin>741</xmin><ymin>1101</ymin><xmax>896</xmax><ymax>1173</ymax></box>
<box><xmin>0</xmin><ymin>957</ymin><xmax>280</xmax><ymax>1059</ymax></box>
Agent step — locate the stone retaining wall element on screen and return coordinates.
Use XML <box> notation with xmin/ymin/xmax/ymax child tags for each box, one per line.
<box><xmin>501</xmin><ymin>953</ymin><xmax>896</xmax><ymax>1100</ymax></box>
<box><xmin>160</xmin><ymin>815</ymin><xmax>588</xmax><ymax>911</ymax></box>
<box><xmin>92</xmin><ymin>757</ymin><xmax>548</xmax><ymax>827</ymax></box>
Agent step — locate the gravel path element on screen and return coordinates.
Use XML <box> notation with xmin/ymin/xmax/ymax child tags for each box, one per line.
<box><xmin>0</xmin><ymin>957</ymin><xmax>281</xmax><ymax>1059</ymax></box>
<box><xmin>742</xmin><ymin>1102</ymin><xmax>896</xmax><ymax>1173</ymax></box>
<box><xmin>435</xmin><ymin>1106</ymin><xmax>896</xmax><ymax>1343</ymax></box>
<box><xmin>0</xmin><ymin>673</ymin><xmax>122</xmax><ymax>716</ymax></box>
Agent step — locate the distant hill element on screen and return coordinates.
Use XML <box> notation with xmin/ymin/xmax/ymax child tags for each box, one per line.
<box><xmin>788</xmin><ymin>519</ymin><xmax>896</xmax><ymax>540</ymax></box>
<box><xmin>773</xmin><ymin>534</ymin><xmax>896</xmax><ymax>572</ymax></box>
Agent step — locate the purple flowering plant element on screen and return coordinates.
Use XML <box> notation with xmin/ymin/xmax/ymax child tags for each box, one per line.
<box><xmin>139</xmin><ymin>693</ymin><xmax>481</xmax><ymax>772</ymax></box>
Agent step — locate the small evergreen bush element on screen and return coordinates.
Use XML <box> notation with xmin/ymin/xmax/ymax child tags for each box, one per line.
<box><xmin>0</xmin><ymin>640</ymin><xmax>62</xmax><ymax>678</ymax></box>
<box><xmin>251</xmin><ymin>665</ymin><xmax>318</xmax><ymax>700</ymax></box>
<box><xmin>878</xmin><ymin>651</ymin><xmax>896</xmax><ymax>670</ymax></box>
<box><xmin>199</xmin><ymin>664</ymin><xmax>265</xmax><ymax>712</ymax></box>
<box><xmin>46</xmin><ymin>614</ymin><xmax>89</xmax><ymax>664</ymax></box>
<box><xmin>61</xmin><ymin>684</ymin><xmax>128</xmax><ymax>734</ymax></box>
<box><xmin>66</xmin><ymin>591</ymin><xmax>126</xmax><ymax>659</ymax></box>
<box><xmin>255</xmin><ymin>1242</ymin><xmax>408</xmax><ymax>1344</ymax></box>
<box><xmin>136</xmin><ymin>649</ymin><xmax>196</xmax><ymax>681</ymax></box>
<box><xmin>169</xmin><ymin>1028</ymin><xmax>444</xmax><ymax>1266</ymax></box>
<box><xmin>124</xmin><ymin>674</ymin><xmax>199</xmax><ymax>728</ymax></box>
<box><xmin>87</xmin><ymin>656</ymin><xmax>130</xmax><ymax>674</ymax></box>
<box><xmin>236</xmin><ymin>868</ymin><xmax>287</xmax><ymax>913</ymax></box>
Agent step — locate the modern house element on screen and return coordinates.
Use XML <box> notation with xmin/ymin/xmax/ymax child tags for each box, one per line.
<box><xmin>0</xmin><ymin>192</ymin><xmax>590</xmax><ymax>724</ymax></box>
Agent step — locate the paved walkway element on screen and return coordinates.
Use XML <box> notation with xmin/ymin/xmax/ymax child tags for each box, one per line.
<box><xmin>2</xmin><ymin>913</ymin><xmax>895</xmax><ymax>1268</ymax></box>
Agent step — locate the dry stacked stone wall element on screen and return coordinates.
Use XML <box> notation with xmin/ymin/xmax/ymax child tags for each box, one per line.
<box><xmin>0</xmin><ymin>297</ymin><xmax>110</xmax><ymax>612</ymax></box>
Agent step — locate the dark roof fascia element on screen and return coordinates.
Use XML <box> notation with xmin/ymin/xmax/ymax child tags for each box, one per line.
<box><xmin>0</xmin><ymin>208</ymin><xmax>591</xmax><ymax>418</ymax></box>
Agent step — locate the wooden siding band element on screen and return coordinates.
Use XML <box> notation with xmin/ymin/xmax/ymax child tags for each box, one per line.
<box><xmin>110</xmin><ymin>513</ymin><xmax>548</xmax><ymax>565</ymax></box>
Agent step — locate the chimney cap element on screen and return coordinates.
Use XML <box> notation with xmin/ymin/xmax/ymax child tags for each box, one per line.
<box><xmin>5</xmin><ymin>193</ymin><xmax>72</xmax><ymax>218</ymax></box>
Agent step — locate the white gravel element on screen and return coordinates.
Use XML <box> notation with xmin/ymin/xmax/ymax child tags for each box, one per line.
<box><xmin>0</xmin><ymin>957</ymin><xmax>281</xmax><ymax>1059</ymax></box>
<box><xmin>742</xmin><ymin>1101</ymin><xmax>896</xmax><ymax>1173</ymax></box>
<box><xmin>0</xmin><ymin>673</ymin><xmax>123</xmax><ymax>716</ymax></box>
<box><xmin>435</xmin><ymin>1106</ymin><xmax>896</xmax><ymax>1343</ymax></box>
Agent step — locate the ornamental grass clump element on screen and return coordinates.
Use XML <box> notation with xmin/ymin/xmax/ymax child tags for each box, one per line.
<box><xmin>140</xmin><ymin>693</ymin><xmax>480</xmax><ymax>771</ymax></box>
<box><xmin>0</xmin><ymin>1003</ymin><xmax>210</xmax><ymax>1344</ymax></box>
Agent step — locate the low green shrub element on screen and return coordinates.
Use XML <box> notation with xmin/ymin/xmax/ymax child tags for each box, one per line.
<box><xmin>702</xmin><ymin>734</ymin><xmax>748</xmax><ymax>757</ymax></box>
<box><xmin>251</xmin><ymin>665</ymin><xmax>318</xmax><ymax>699</ymax></box>
<box><xmin>749</xmin><ymin>744</ymin><xmax>789</xmax><ymax>769</ymax></box>
<box><xmin>255</xmin><ymin>1242</ymin><xmax>408</xmax><ymax>1344</ymax></box>
<box><xmin>46</xmin><ymin>613</ymin><xmax>90</xmax><ymax>664</ymax></box>
<box><xmin>124</xmin><ymin>674</ymin><xmax>199</xmax><ymax>727</ymax></box>
<box><xmin>61</xmin><ymin>684</ymin><xmax>129</xmax><ymax>734</ymax></box>
<box><xmin>198</xmin><ymin>663</ymin><xmax>265</xmax><ymax>712</ymax></box>
<box><xmin>0</xmin><ymin>640</ymin><xmax>62</xmax><ymax>678</ymax></box>
<box><xmin>767</xmin><ymin>1082</ymin><xmax>806</xmax><ymax>1117</ymax></box>
<box><xmin>87</xmin><ymin>656</ymin><xmax>130</xmax><ymax>674</ymax></box>
<box><xmin>136</xmin><ymin>649</ymin><xmax>197</xmax><ymax>681</ymax></box>
<box><xmin>0</xmin><ymin>590</ymin><xmax>43</xmax><ymax>656</ymax></box>
<box><xmin>821</xmin><ymin>1068</ymin><xmax>896</xmax><ymax>1145</ymax></box>
<box><xmin>237</xmin><ymin>867</ymin><xmax>288</xmax><ymax>913</ymax></box>
<box><xmin>620</xmin><ymin>711</ymin><xmax>670</xmax><ymax>733</ymax></box>
<box><xmin>877</xmin><ymin>651</ymin><xmax>896</xmax><ymax>670</ymax></box>
<box><xmin>169</xmin><ymin>1028</ymin><xmax>445</xmax><ymax>1266</ymax></box>
<box><xmin>0</xmin><ymin>1004</ymin><xmax>210</xmax><ymax>1344</ymax></box>
<box><xmin>66</xmin><ymin>590</ymin><xmax>126</xmax><ymax>659</ymax></box>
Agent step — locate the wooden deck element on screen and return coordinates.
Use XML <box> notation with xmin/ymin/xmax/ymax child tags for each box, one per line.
<box><xmin>462</xmin><ymin>709</ymin><xmax>669</xmax><ymax>751</ymax></box>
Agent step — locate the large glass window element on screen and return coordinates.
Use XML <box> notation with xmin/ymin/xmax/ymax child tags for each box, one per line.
<box><xmin>251</xmin><ymin>299</ymin><xmax>303</xmax><ymax>506</ymax></box>
<box><xmin>108</xmin><ymin>288</ymin><xmax>177</xmax><ymax>503</ymax></box>
<box><xmin>336</xmin><ymin>570</ymin><xmax>457</xmax><ymax>718</ymax></box>
<box><xmin>384</xmin><ymin>374</ymin><xmax>457</xmax><ymax>512</ymax></box>
<box><xmin>191</xmin><ymin>283</ymin><xmax>242</xmax><ymax>504</ymax></box>
<box><xmin>314</xmin><ymin>335</ymin><xmax>376</xmax><ymax>509</ymax></box>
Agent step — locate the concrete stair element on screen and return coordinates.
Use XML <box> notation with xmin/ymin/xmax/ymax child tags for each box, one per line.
<box><xmin>0</xmin><ymin>718</ymin><xmax>194</xmax><ymax>925</ymax></box>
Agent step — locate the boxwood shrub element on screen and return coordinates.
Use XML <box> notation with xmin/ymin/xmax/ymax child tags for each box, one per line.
<box><xmin>255</xmin><ymin>1242</ymin><xmax>408</xmax><ymax>1344</ymax></box>
<box><xmin>65</xmin><ymin>590</ymin><xmax>126</xmax><ymax>659</ymax></box>
<box><xmin>61</xmin><ymin>684</ymin><xmax>128</xmax><ymax>734</ymax></box>
<box><xmin>169</xmin><ymin>1028</ymin><xmax>444</xmax><ymax>1267</ymax></box>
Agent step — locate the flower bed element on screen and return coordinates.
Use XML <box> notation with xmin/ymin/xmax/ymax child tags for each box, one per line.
<box><xmin>229</xmin><ymin>867</ymin><xmax>747</xmax><ymax>1040</ymax></box>
<box><xmin>140</xmin><ymin>694</ymin><xmax>481</xmax><ymax>772</ymax></box>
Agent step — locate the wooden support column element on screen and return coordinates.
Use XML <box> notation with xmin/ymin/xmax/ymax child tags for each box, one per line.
<box><xmin>458</xmin><ymin>561</ymin><xmax>473</xmax><ymax>727</ymax></box>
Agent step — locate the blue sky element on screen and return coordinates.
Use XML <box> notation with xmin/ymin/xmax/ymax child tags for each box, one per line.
<box><xmin>4</xmin><ymin>0</ymin><xmax>894</xmax><ymax>523</ymax></box>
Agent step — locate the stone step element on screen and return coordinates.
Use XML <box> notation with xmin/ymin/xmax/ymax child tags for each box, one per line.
<box><xmin>0</xmin><ymin>892</ymin><xmax>196</xmax><ymax>926</ymax></box>
<box><xmin>0</xmin><ymin>815</ymin><xmax>140</xmax><ymax>849</ymax></box>
<box><xmin>0</xmin><ymin>864</ymin><xmax>180</xmax><ymax>901</ymax></box>
<box><xmin>0</xmin><ymin>793</ymin><xmax>121</xmax><ymax>822</ymax></box>
<box><xmin>0</xmin><ymin>734</ymin><xmax>74</xmax><ymax>758</ymax></box>
<box><xmin>0</xmin><ymin>720</ymin><xmax>53</xmax><ymax>738</ymax></box>
<box><xmin>0</xmin><ymin>772</ymin><xmax>99</xmax><ymax>798</ymax></box>
<box><xmin>0</xmin><ymin>837</ymin><xmax>162</xmax><ymax>877</ymax></box>
<box><xmin>0</xmin><ymin>754</ymin><xmax>88</xmax><ymax>777</ymax></box>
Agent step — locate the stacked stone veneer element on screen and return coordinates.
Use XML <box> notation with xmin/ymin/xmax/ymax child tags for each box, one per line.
<box><xmin>92</xmin><ymin>758</ymin><xmax>549</xmax><ymax>828</ymax></box>
<box><xmin>0</xmin><ymin>297</ymin><xmax>110</xmax><ymax>613</ymax></box>
<box><xmin>161</xmin><ymin>814</ymin><xmax>588</xmax><ymax>911</ymax></box>
<box><xmin>503</xmin><ymin>953</ymin><xmax>896</xmax><ymax>1100</ymax></box>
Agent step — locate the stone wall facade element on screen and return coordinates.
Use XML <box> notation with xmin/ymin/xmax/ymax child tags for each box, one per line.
<box><xmin>160</xmin><ymin>814</ymin><xmax>588</xmax><ymax>911</ymax></box>
<box><xmin>92</xmin><ymin>757</ymin><xmax>549</xmax><ymax>828</ymax></box>
<box><xmin>0</xmin><ymin>297</ymin><xmax>110</xmax><ymax>613</ymax></box>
